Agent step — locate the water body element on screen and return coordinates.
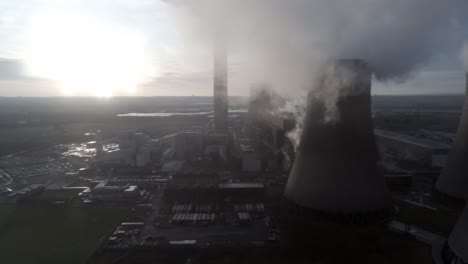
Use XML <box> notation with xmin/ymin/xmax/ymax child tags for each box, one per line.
<box><xmin>118</xmin><ymin>109</ymin><xmax>248</xmax><ymax>117</ymax></box>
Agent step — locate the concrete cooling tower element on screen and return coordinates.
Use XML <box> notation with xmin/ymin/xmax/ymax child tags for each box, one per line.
<box><xmin>436</xmin><ymin>73</ymin><xmax>468</xmax><ymax>200</ymax></box>
<box><xmin>284</xmin><ymin>59</ymin><xmax>390</xmax><ymax>216</ymax></box>
<box><xmin>447</xmin><ymin>205</ymin><xmax>468</xmax><ymax>263</ymax></box>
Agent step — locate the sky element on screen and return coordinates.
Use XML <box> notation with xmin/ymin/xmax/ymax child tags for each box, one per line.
<box><xmin>0</xmin><ymin>0</ymin><xmax>467</xmax><ymax>97</ymax></box>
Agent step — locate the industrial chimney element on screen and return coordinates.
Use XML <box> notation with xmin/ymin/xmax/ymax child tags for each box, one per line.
<box><xmin>284</xmin><ymin>59</ymin><xmax>390</xmax><ymax>216</ymax></box>
<box><xmin>436</xmin><ymin>73</ymin><xmax>468</xmax><ymax>200</ymax></box>
<box><xmin>213</xmin><ymin>37</ymin><xmax>228</xmax><ymax>134</ymax></box>
<box><xmin>447</xmin><ymin>205</ymin><xmax>468</xmax><ymax>263</ymax></box>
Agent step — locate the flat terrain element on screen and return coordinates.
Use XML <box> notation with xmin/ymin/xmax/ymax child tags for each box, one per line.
<box><xmin>394</xmin><ymin>199</ymin><xmax>461</xmax><ymax>236</ymax></box>
<box><xmin>0</xmin><ymin>204</ymin><xmax>129</xmax><ymax>264</ymax></box>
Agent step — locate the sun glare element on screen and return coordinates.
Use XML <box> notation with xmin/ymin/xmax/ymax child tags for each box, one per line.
<box><xmin>23</xmin><ymin>11</ymin><xmax>154</xmax><ymax>97</ymax></box>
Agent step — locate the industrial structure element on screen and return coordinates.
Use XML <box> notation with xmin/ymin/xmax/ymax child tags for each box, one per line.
<box><xmin>213</xmin><ymin>36</ymin><xmax>228</xmax><ymax>134</ymax></box>
<box><xmin>436</xmin><ymin>73</ymin><xmax>468</xmax><ymax>200</ymax></box>
<box><xmin>284</xmin><ymin>59</ymin><xmax>390</xmax><ymax>216</ymax></box>
<box><xmin>446</xmin><ymin>205</ymin><xmax>468</xmax><ymax>263</ymax></box>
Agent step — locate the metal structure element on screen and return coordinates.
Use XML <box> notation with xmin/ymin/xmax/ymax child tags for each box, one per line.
<box><xmin>436</xmin><ymin>73</ymin><xmax>468</xmax><ymax>200</ymax></box>
<box><xmin>284</xmin><ymin>59</ymin><xmax>389</xmax><ymax>214</ymax></box>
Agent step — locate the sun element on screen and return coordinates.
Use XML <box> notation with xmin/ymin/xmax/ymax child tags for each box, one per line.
<box><xmin>23</xmin><ymin>11</ymin><xmax>154</xmax><ymax>97</ymax></box>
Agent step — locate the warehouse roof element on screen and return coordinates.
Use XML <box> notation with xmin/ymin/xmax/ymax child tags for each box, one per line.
<box><xmin>218</xmin><ymin>183</ymin><xmax>264</xmax><ymax>189</ymax></box>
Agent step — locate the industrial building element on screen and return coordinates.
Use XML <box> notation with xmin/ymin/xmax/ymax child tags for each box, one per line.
<box><xmin>79</xmin><ymin>181</ymin><xmax>143</xmax><ymax>202</ymax></box>
<box><xmin>284</xmin><ymin>59</ymin><xmax>390</xmax><ymax>218</ymax></box>
<box><xmin>97</xmin><ymin>131</ymin><xmax>154</xmax><ymax>168</ymax></box>
<box><xmin>246</xmin><ymin>84</ymin><xmax>295</xmax><ymax>172</ymax></box>
<box><xmin>436</xmin><ymin>73</ymin><xmax>468</xmax><ymax>200</ymax></box>
<box><xmin>232</xmin><ymin>135</ymin><xmax>262</xmax><ymax>172</ymax></box>
<box><xmin>6</xmin><ymin>184</ymin><xmax>45</xmax><ymax>202</ymax></box>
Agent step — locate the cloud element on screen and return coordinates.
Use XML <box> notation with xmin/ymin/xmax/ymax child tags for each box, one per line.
<box><xmin>1</xmin><ymin>0</ymin><xmax>467</xmax><ymax>96</ymax></box>
<box><xmin>169</xmin><ymin>0</ymin><xmax>468</xmax><ymax>90</ymax></box>
<box><xmin>373</xmin><ymin>70</ymin><xmax>466</xmax><ymax>95</ymax></box>
<box><xmin>462</xmin><ymin>43</ymin><xmax>468</xmax><ymax>70</ymax></box>
<box><xmin>141</xmin><ymin>70</ymin><xmax>212</xmax><ymax>95</ymax></box>
<box><xmin>0</xmin><ymin>58</ymin><xmax>26</xmax><ymax>80</ymax></box>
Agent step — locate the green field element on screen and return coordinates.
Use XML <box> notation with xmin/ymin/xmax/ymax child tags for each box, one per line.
<box><xmin>0</xmin><ymin>204</ymin><xmax>129</xmax><ymax>264</ymax></box>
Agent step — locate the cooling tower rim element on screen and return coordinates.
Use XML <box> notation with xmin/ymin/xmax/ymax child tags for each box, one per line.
<box><xmin>284</xmin><ymin>197</ymin><xmax>394</xmax><ymax>224</ymax></box>
<box><xmin>284</xmin><ymin>191</ymin><xmax>391</xmax><ymax>214</ymax></box>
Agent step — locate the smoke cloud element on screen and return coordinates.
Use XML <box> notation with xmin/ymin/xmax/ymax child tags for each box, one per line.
<box><xmin>167</xmin><ymin>0</ymin><xmax>468</xmax><ymax>145</ymax></box>
<box><xmin>169</xmin><ymin>0</ymin><xmax>465</xmax><ymax>86</ymax></box>
<box><xmin>278</xmin><ymin>97</ymin><xmax>306</xmax><ymax>150</ymax></box>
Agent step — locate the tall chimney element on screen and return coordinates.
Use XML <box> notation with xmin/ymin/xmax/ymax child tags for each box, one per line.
<box><xmin>213</xmin><ymin>37</ymin><xmax>228</xmax><ymax>134</ymax></box>
<box><xmin>436</xmin><ymin>73</ymin><xmax>468</xmax><ymax>200</ymax></box>
<box><xmin>284</xmin><ymin>59</ymin><xmax>389</xmax><ymax>215</ymax></box>
<box><xmin>448</xmin><ymin>205</ymin><xmax>468</xmax><ymax>263</ymax></box>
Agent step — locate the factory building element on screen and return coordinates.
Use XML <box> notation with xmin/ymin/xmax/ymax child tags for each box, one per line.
<box><xmin>175</xmin><ymin>131</ymin><xmax>203</xmax><ymax>160</ymax></box>
<box><xmin>136</xmin><ymin>145</ymin><xmax>151</xmax><ymax>167</ymax></box>
<box><xmin>218</xmin><ymin>182</ymin><xmax>265</xmax><ymax>202</ymax></box>
<box><xmin>232</xmin><ymin>135</ymin><xmax>261</xmax><ymax>172</ymax></box>
<box><xmin>98</xmin><ymin>131</ymin><xmax>154</xmax><ymax>167</ymax></box>
<box><xmin>79</xmin><ymin>181</ymin><xmax>142</xmax><ymax>202</ymax></box>
<box><xmin>284</xmin><ymin>59</ymin><xmax>389</xmax><ymax>219</ymax></box>
<box><xmin>159</xmin><ymin>129</ymin><xmax>204</xmax><ymax>161</ymax></box>
<box><xmin>256</xmin><ymin>112</ymin><xmax>296</xmax><ymax>171</ymax></box>
<box><xmin>436</xmin><ymin>73</ymin><xmax>468</xmax><ymax>200</ymax></box>
<box><xmin>246</xmin><ymin>84</ymin><xmax>295</xmax><ymax>172</ymax></box>
<box><xmin>6</xmin><ymin>184</ymin><xmax>45</xmax><ymax>202</ymax></box>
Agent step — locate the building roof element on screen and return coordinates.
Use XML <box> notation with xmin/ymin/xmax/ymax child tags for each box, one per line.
<box><xmin>161</xmin><ymin>160</ymin><xmax>185</xmax><ymax>173</ymax></box>
<box><xmin>218</xmin><ymin>183</ymin><xmax>264</xmax><ymax>189</ymax></box>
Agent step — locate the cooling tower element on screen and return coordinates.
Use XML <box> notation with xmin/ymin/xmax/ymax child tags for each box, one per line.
<box><xmin>213</xmin><ymin>37</ymin><xmax>228</xmax><ymax>134</ymax></box>
<box><xmin>436</xmin><ymin>73</ymin><xmax>468</xmax><ymax>200</ymax></box>
<box><xmin>284</xmin><ymin>59</ymin><xmax>390</xmax><ymax>214</ymax></box>
<box><xmin>448</xmin><ymin>205</ymin><xmax>468</xmax><ymax>263</ymax></box>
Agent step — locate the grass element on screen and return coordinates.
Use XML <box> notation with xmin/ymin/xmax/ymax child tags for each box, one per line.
<box><xmin>0</xmin><ymin>203</ymin><xmax>129</xmax><ymax>264</ymax></box>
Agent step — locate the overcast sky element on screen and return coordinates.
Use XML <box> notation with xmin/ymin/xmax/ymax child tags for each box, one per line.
<box><xmin>0</xmin><ymin>0</ymin><xmax>467</xmax><ymax>97</ymax></box>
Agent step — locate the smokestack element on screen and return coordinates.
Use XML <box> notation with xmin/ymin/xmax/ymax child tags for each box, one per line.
<box><xmin>436</xmin><ymin>73</ymin><xmax>468</xmax><ymax>200</ymax></box>
<box><xmin>447</xmin><ymin>206</ymin><xmax>468</xmax><ymax>263</ymax></box>
<box><xmin>213</xmin><ymin>36</ymin><xmax>228</xmax><ymax>134</ymax></box>
<box><xmin>284</xmin><ymin>59</ymin><xmax>389</xmax><ymax>215</ymax></box>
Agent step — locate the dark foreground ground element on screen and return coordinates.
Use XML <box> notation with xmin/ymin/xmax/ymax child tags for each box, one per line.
<box><xmin>0</xmin><ymin>203</ymin><xmax>129</xmax><ymax>264</ymax></box>
<box><xmin>87</xmin><ymin>224</ymin><xmax>432</xmax><ymax>264</ymax></box>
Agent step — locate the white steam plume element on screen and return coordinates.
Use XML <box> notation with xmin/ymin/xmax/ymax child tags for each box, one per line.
<box><xmin>168</xmin><ymin>0</ymin><xmax>465</xmax><ymax>85</ymax></box>
<box><xmin>167</xmin><ymin>0</ymin><xmax>467</xmax><ymax>146</ymax></box>
<box><xmin>278</xmin><ymin>97</ymin><xmax>306</xmax><ymax>151</ymax></box>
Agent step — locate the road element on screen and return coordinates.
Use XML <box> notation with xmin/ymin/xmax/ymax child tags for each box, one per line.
<box><xmin>0</xmin><ymin>168</ymin><xmax>13</xmax><ymax>187</ymax></box>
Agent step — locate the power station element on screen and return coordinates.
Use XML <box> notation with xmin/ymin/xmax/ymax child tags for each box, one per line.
<box><xmin>436</xmin><ymin>73</ymin><xmax>468</xmax><ymax>200</ymax></box>
<box><xmin>284</xmin><ymin>59</ymin><xmax>390</xmax><ymax>216</ymax></box>
<box><xmin>213</xmin><ymin>37</ymin><xmax>228</xmax><ymax>134</ymax></box>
